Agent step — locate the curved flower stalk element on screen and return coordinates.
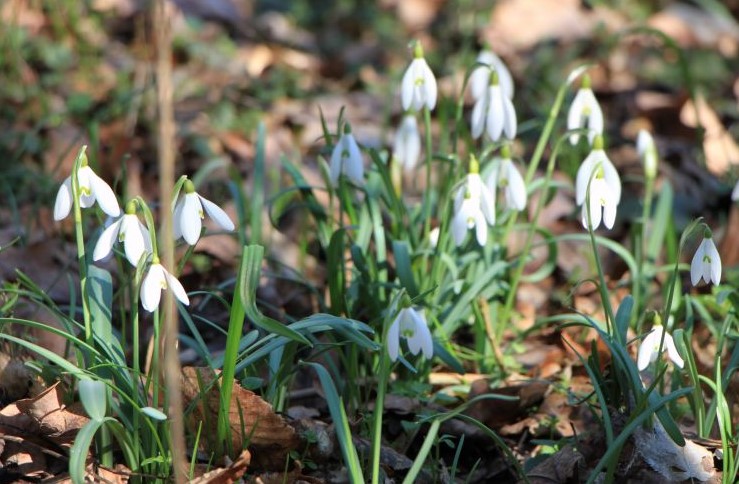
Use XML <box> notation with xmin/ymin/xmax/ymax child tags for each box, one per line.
<box><xmin>393</xmin><ymin>114</ymin><xmax>421</xmax><ymax>172</ymax></box>
<box><xmin>329</xmin><ymin>123</ymin><xmax>364</xmax><ymax>186</ymax></box>
<box><xmin>54</xmin><ymin>156</ymin><xmax>120</xmax><ymax>221</ymax></box>
<box><xmin>93</xmin><ymin>200</ymin><xmax>151</xmax><ymax>266</ymax></box>
<box><xmin>637</xmin><ymin>324</ymin><xmax>684</xmax><ymax>371</ymax></box>
<box><xmin>451</xmin><ymin>157</ymin><xmax>496</xmax><ymax>246</ymax></box>
<box><xmin>401</xmin><ymin>41</ymin><xmax>437</xmax><ymax>112</ymax></box>
<box><xmin>173</xmin><ymin>179</ymin><xmax>235</xmax><ymax>245</ymax></box>
<box><xmin>690</xmin><ymin>230</ymin><xmax>721</xmax><ymax>286</ymax></box>
<box><xmin>387</xmin><ymin>307</ymin><xmax>433</xmax><ymax>361</ymax></box>
<box><xmin>469</xmin><ymin>48</ymin><xmax>514</xmax><ymax>101</ymax></box>
<box><xmin>140</xmin><ymin>258</ymin><xmax>190</xmax><ymax>312</ymax></box>
<box><xmin>470</xmin><ymin>69</ymin><xmax>517</xmax><ymax>142</ymax></box>
<box><xmin>485</xmin><ymin>148</ymin><xmax>526</xmax><ymax>211</ymax></box>
<box><xmin>576</xmin><ymin>136</ymin><xmax>621</xmax><ymax>230</ymax></box>
<box><xmin>567</xmin><ymin>74</ymin><xmax>603</xmax><ymax>145</ymax></box>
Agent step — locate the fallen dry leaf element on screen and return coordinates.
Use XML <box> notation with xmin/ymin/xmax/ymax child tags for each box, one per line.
<box><xmin>466</xmin><ymin>379</ymin><xmax>549</xmax><ymax>429</ymax></box>
<box><xmin>15</xmin><ymin>383</ymin><xmax>89</xmax><ymax>445</ymax></box>
<box><xmin>680</xmin><ymin>94</ymin><xmax>739</xmax><ymax>176</ymax></box>
<box><xmin>181</xmin><ymin>367</ymin><xmax>299</xmax><ymax>470</ymax></box>
<box><xmin>188</xmin><ymin>449</ymin><xmax>251</xmax><ymax>484</ymax></box>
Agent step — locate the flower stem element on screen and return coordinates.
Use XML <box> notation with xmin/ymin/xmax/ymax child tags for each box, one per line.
<box><xmin>370</xmin><ymin>350</ymin><xmax>390</xmax><ymax>484</ymax></box>
<box><xmin>70</xmin><ymin>146</ymin><xmax>92</xmax><ymax>347</ymax></box>
<box><xmin>422</xmin><ymin>106</ymin><xmax>433</xmax><ymax>240</ymax></box>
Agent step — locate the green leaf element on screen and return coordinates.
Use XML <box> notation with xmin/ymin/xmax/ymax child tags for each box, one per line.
<box><xmin>392</xmin><ymin>241</ymin><xmax>418</xmax><ymax>298</ymax></box>
<box><xmin>141</xmin><ymin>406</ymin><xmax>168</xmax><ymax>421</ymax></box>
<box><xmin>70</xmin><ymin>419</ymin><xmax>105</xmax><ymax>484</ymax></box>
<box><xmin>614</xmin><ymin>296</ymin><xmax>633</xmax><ymax>346</ymax></box>
<box><xmin>78</xmin><ymin>379</ymin><xmax>107</xmax><ymax>421</ymax></box>
<box><xmin>302</xmin><ymin>362</ymin><xmax>364</xmax><ymax>482</ymax></box>
<box><xmin>240</xmin><ymin>245</ymin><xmax>310</xmax><ymax>345</ymax></box>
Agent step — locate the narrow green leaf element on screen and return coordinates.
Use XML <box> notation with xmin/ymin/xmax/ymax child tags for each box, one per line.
<box><xmin>70</xmin><ymin>419</ymin><xmax>105</xmax><ymax>484</ymax></box>
<box><xmin>303</xmin><ymin>362</ymin><xmax>364</xmax><ymax>482</ymax></box>
<box><xmin>392</xmin><ymin>241</ymin><xmax>418</xmax><ymax>298</ymax></box>
<box><xmin>78</xmin><ymin>379</ymin><xmax>107</xmax><ymax>421</ymax></box>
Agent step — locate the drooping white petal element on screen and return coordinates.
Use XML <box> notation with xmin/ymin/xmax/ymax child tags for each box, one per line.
<box><xmin>502</xmin><ymin>95</ymin><xmax>517</xmax><ymax>140</ymax></box>
<box><xmin>394</xmin><ymin>115</ymin><xmax>421</xmax><ymax>172</ymax></box>
<box><xmin>638</xmin><ymin>326</ymin><xmax>683</xmax><ymax>371</ymax></box>
<box><xmin>76</xmin><ymin>166</ymin><xmax>96</xmax><ymax>208</ymax></box>
<box><xmin>163</xmin><ymin>269</ymin><xmax>190</xmax><ymax>306</ymax></box>
<box><xmin>89</xmin><ymin>171</ymin><xmax>120</xmax><ymax>217</ymax></box>
<box><xmin>567</xmin><ymin>88</ymin><xmax>603</xmax><ymax>145</ymax></box>
<box><xmin>601</xmin><ymin>157</ymin><xmax>622</xmax><ymax>203</ymax></box>
<box><xmin>664</xmin><ymin>335</ymin><xmax>684</xmax><ymax>369</ymax></box>
<box><xmin>470</xmin><ymin>50</ymin><xmax>514</xmax><ymax>100</ymax></box>
<box><xmin>120</xmin><ymin>214</ymin><xmax>148</xmax><ymax>266</ymax></box>
<box><xmin>181</xmin><ymin>192</ymin><xmax>203</xmax><ymax>245</ymax></box>
<box><xmin>53</xmin><ymin>178</ymin><xmax>73</xmax><ymax>221</ymax></box>
<box><xmin>602</xmin><ymin>193</ymin><xmax>617</xmax><ymax>229</ymax></box>
<box><xmin>470</xmin><ymin>95</ymin><xmax>487</xmax><ymax>139</ymax></box>
<box><xmin>387</xmin><ymin>313</ymin><xmax>401</xmax><ymax>361</ymax></box>
<box><xmin>200</xmin><ymin>196</ymin><xmax>235</xmax><ymax>231</ymax></box>
<box><xmin>473</xmin><ymin>208</ymin><xmax>488</xmax><ymax>245</ymax></box>
<box><xmin>706</xmin><ymin>238</ymin><xmax>722</xmax><ymax>285</ymax></box>
<box><xmin>343</xmin><ymin>134</ymin><xmax>364</xmax><ymax>184</ymax></box>
<box><xmin>401</xmin><ymin>58</ymin><xmax>437</xmax><ymax>111</ymax></box>
<box><xmin>141</xmin><ymin>264</ymin><xmax>166</xmax><ymax>312</ymax></box>
<box><xmin>637</xmin><ymin>327</ymin><xmax>660</xmax><ymax>371</ymax></box>
<box><xmin>329</xmin><ymin>140</ymin><xmax>343</xmax><ymax>186</ymax></box>
<box><xmin>172</xmin><ymin>198</ymin><xmax>185</xmax><ymax>240</ymax></box>
<box><xmin>575</xmin><ymin>150</ymin><xmax>602</xmax><ymax>205</ymax></box>
<box><xmin>451</xmin><ymin>207</ymin><xmax>469</xmax><ymax>246</ymax></box>
<box><xmin>93</xmin><ymin>218</ymin><xmax>123</xmax><ymax>261</ymax></box>
<box><xmin>486</xmin><ymin>85</ymin><xmax>505</xmax><ymax>141</ymax></box>
<box><xmin>691</xmin><ymin>238</ymin><xmax>721</xmax><ymax>286</ymax></box>
<box><xmin>413</xmin><ymin>309</ymin><xmax>433</xmax><ymax>359</ymax></box>
<box><xmin>501</xmin><ymin>160</ymin><xmax>526</xmax><ymax>211</ymax></box>
<box><xmin>582</xmin><ymin>185</ymin><xmax>603</xmax><ymax>230</ymax></box>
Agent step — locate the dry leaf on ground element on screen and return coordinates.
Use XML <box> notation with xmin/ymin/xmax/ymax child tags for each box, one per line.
<box><xmin>181</xmin><ymin>366</ymin><xmax>299</xmax><ymax>470</ymax></box>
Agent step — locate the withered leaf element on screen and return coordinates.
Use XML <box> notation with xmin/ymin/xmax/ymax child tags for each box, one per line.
<box><xmin>181</xmin><ymin>367</ymin><xmax>299</xmax><ymax>470</ymax></box>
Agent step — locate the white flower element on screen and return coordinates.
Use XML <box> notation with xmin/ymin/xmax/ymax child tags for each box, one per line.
<box><xmin>54</xmin><ymin>164</ymin><xmax>121</xmax><ymax>221</ymax></box>
<box><xmin>470</xmin><ymin>49</ymin><xmax>514</xmax><ymax>101</ymax></box>
<box><xmin>173</xmin><ymin>181</ymin><xmax>235</xmax><ymax>246</ymax></box>
<box><xmin>93</xmin><ymin>205</ymin><xmax>151</xmax><ymax>266</ymax></box>
<box><xmin>690</xmin><ymin>235</ymin><xmax>721</xmax><ymax>286</ymax></box>
<box><xmin>387</xmin><ymin>307</ymin><xmax>433</xmax><ymax>362</ymax></box>
<box><xmin>637</xmin><ymin>325</ymin><xmax>684</xmax><ymax>371</ymax></box>
<box><xmin>567</xmin><ymin>75</ymin><xmax>603</xmax><ymax>145</ymax></box>
<box><xmin>329</xmin><ymin>125</ymin><xmax>364</xmax><ymax>186</ymax></box>
<box><xmin>575</xmin><ymin>137</ymin><xmax>621</xmax><ymax>207</ymax></box>
<box><xmin>637</xmin><ymin>129</ymin><xmax>658</xmax><ymax>180</ymax></box>
<box><xmin>470</xmin><ymin>72</ymin><xmax>517</xmax><ymax>141</ymax></box>
<box><xmin>581</xmin><ymin>175</ymin><xmax>618</xmax><ymax>230</ymax></box>
<box><xmin>393</xmin><ymin>114</ymin><xmax>421</xmax><ymax>172</ymax></box>
<box><xmin>140</xmin><ymin>262</ymin><xmax>189</xmax><ymax>312</ymax></box>
<box><xmin>401</xmin><ymin>42</ymin><xmax>437</xmax><ymax>112</ymax></box>
<box><xmin>486</xmin><ymin>155</ymin><xmax>526</xmax><ymax>211</ymax></box>
<box><xmin>731</xmin><ymin>179</ymin><xmax>739</xmax><ymax>201</ymax></box>
<box><xmin>429</xmin><ymin>227</ymin><xmax>440</xmax><ymax>249</ymax></box>
<box><xmin>451</xmin><ymin>171</ymin><xmax>496</xmax><ymax>246</ymax></box>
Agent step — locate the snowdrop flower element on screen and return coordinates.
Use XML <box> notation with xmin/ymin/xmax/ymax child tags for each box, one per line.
<box><xmin>581</xmin><ymin>172</ymin><xmax>618</xmax><ymax>230</ymax></box>
<box><xmin>93</xmin><ymin>200</ymin><xmax>151</xmax><ymax>266</ymax></box>
<box><xmin>470</xmin><ymin>69</ymin><xmax>517</xmax><ymax>141</ymax></box>
<box><xmin>637</xmin><ymin>325</ymin><xmax>684</xmax><ymax>371</ymax></box>
<box><xmin>401</xmin><ymin>41</ymin><xmax>437</xmax><ymax>112</ymax></box>
<box><xmin>329</xmin><ymin>124</ymin><xmax>364</xmax><ymax>186</ymax></box>
<box><xmin>567</xmin><ymin>74</ymin><xmax>603</xmax><ymax>145</ymax></box>
<box><xmin>637</xmin><ymin>129</ymin><xmax>658</xmax><ymax>180</ymax></box>
<box><xmin>393</xmin><ymin>114</ymin><xmax>421</xmax><ymax>172</ymax></box>
<box><xmin>469</xmin><ymin>48</ymin><xmax>514</xmax><ymax>101</ymax></box>
<box><xmin>140</xmin><ymin>259</ymin><xmax>189</xmax><ymax>312</ymax></box>
<box><xmin>429</xmin><ymin>227</ymin><xmax>440</xmax><ymax>249</ymax></box>
<box><xmin>54</xmin><ymin>156</ymin><xmax>120</xmax><ymax>221</ymax></box>
<box><xmin>451</xmin><ymin>157</ymin><xmax>496</xmax><ymax>246</ymax></box>
<box><xmin>576</xmin><ymin>136</ymin><xmax>620</xmax><ymax>230</ymax></box>
<box><xmin>485</xmin><ymin>147</ymin><xmax>526</xmax><ymax>211</ymax></box>
<box><xmin>387</xmin><ymin>307</ymin><xmax>433</xmax><ymax>362</ymax></box>
<box><xmin>690</xmin><ymin>231</ymin><xmax>721</xmax><ymax>286</ymax></box>
<box><xmin>173</xmin><ymin>179</ymin><xmax>235</xmax><ymax>246</ymax></box>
